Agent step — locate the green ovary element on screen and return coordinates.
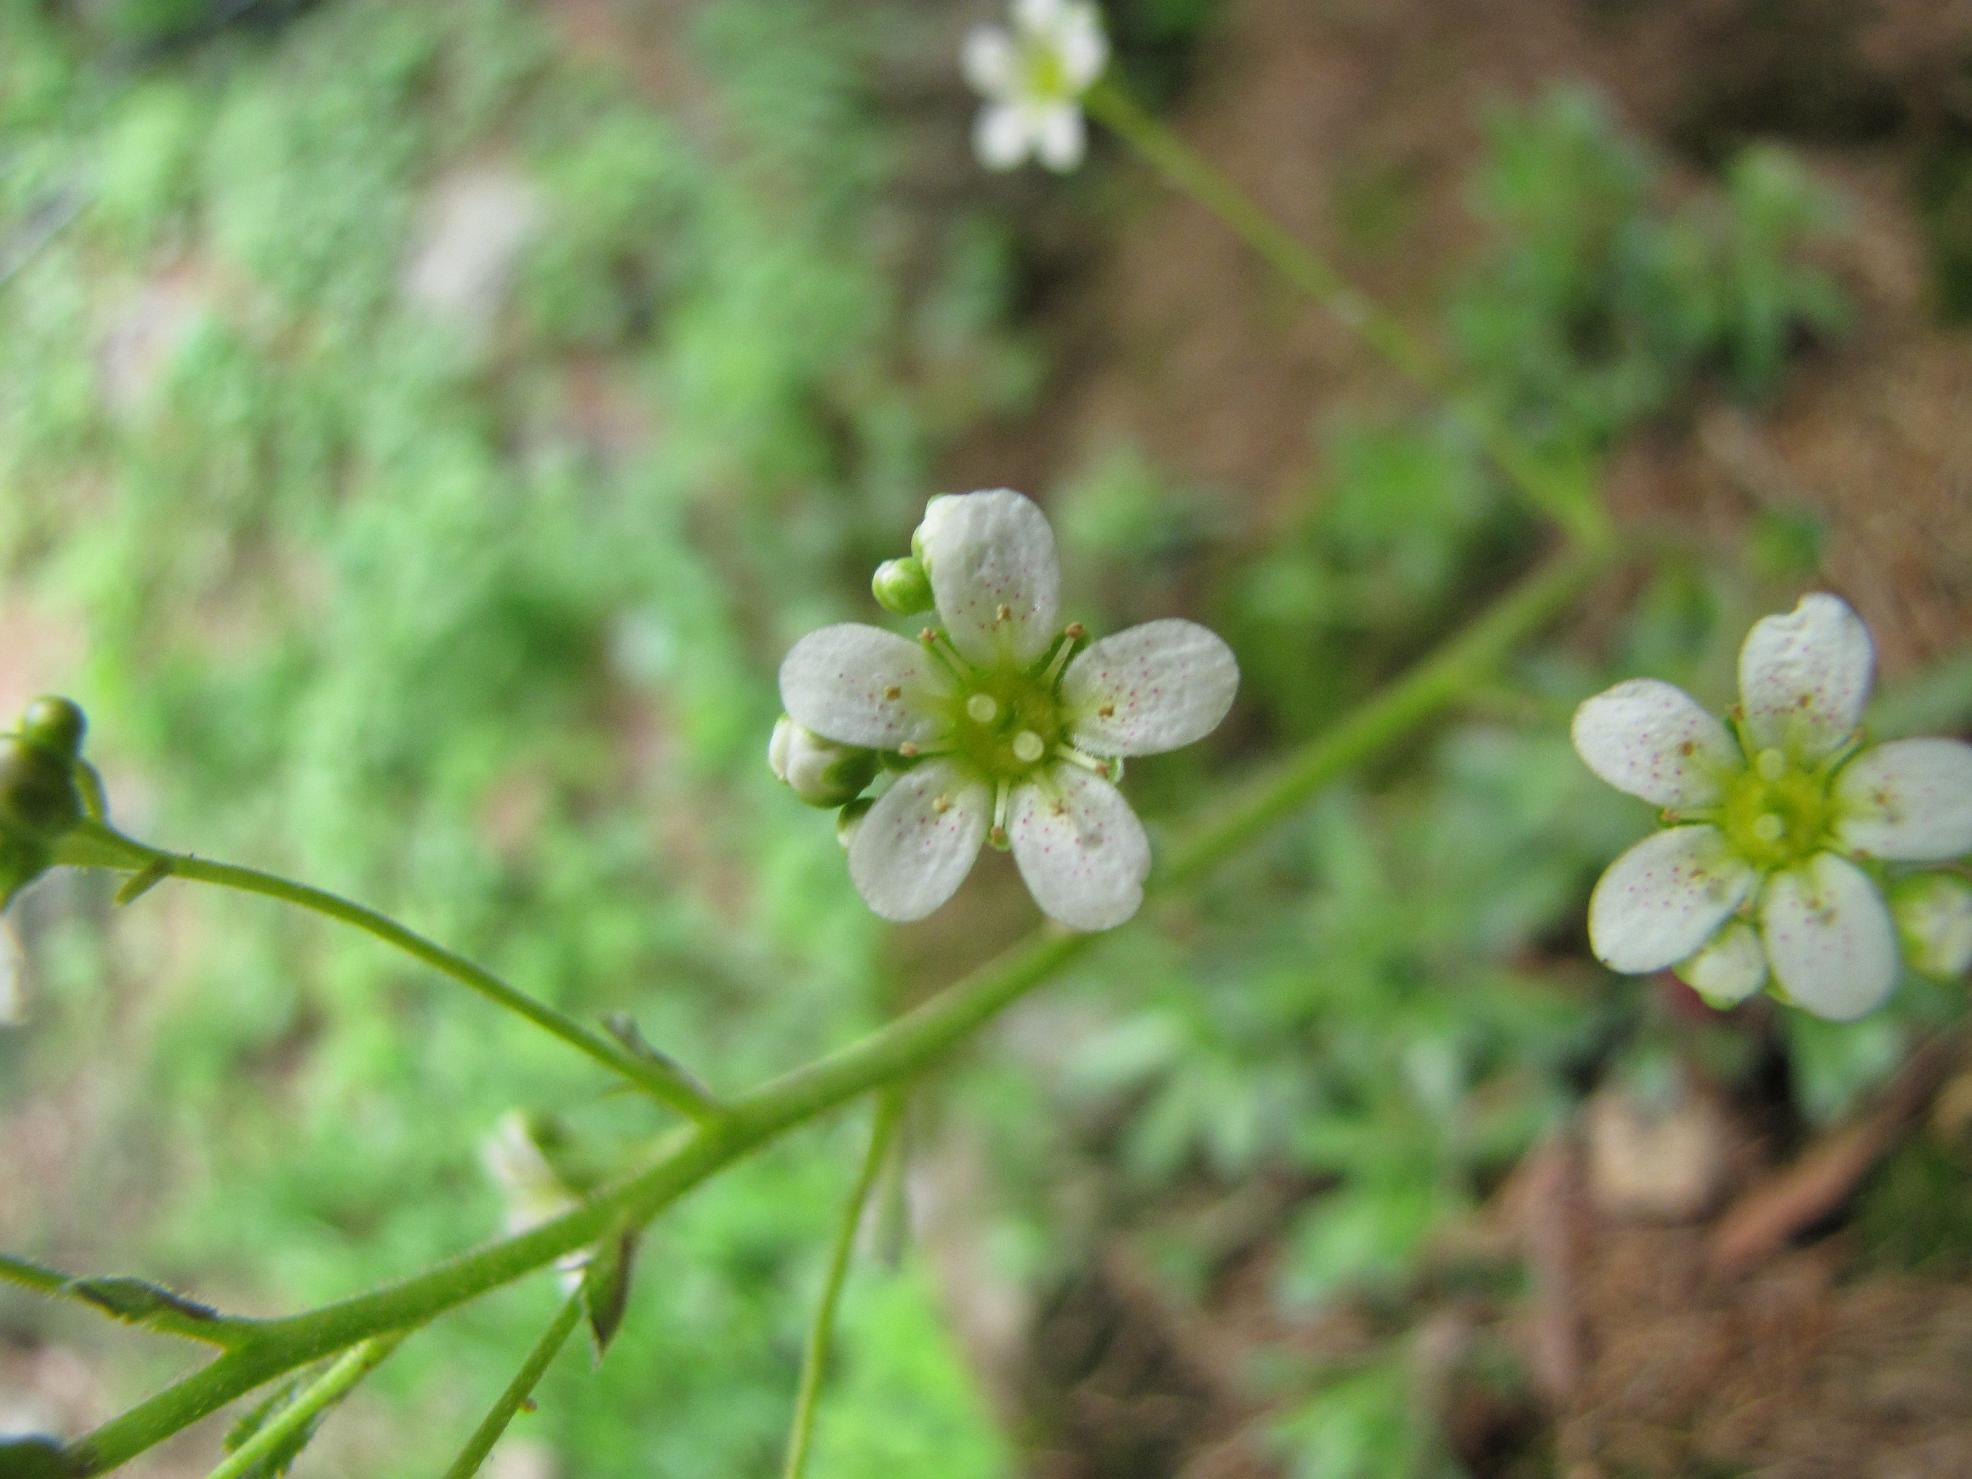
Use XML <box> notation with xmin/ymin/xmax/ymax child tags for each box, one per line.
<box><xmin>1720</xmin><ymin>748</ymin><xmax>1831</xmax><ymax>869</ymax></box>
<box><xmin>946</xmin><ymin>668</ymin><xmax>1063</xmax><ymax>783</ymax></box>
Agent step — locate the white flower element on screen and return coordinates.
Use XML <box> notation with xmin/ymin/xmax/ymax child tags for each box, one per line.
<box><xmin>963</xmin><ymin>0</ymin><xmax>1109</xmax><ymax>173</ymax></box>
<box><xmin>1891</xmin><ymin>873</ymin><xmax>1972</xmax><ymax>981</ymax></box>
<box><xmin>1572</xmin><ymin>593</ymin><xmax>1972</xmax><ymax>1020</ymax></box>
<box><xmin>482</xmin><ymin>1113</ymin><xmax>585</xmax><ymax>1288</ymax></box>
<box><xmin>778</xmin><ymin>489</ymin><xmax>1237</xmax><ymax>931</ymax></box>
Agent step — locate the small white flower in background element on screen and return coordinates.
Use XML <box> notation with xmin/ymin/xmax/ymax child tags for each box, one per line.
<box><xmin>1573</xmin><ymin>593</ymin><xmax>1972</xmax><ymax>1020</ymax></box>
<box><xmin>963</xmin><ymin>0</ymin><xmax>1109</xmax><ymax>173</ymax></box>
<box><xmin>481</xmin><ymin>1113</ymin><xmax>584</xmax><ymax>1288</ymax></box>
<box><xmin>1891</xmin><ymin>873</ymin><xmax>1972</xmax><ymax>981</ymax></box>
<box><xmin>777</xmin><ymin>489</ymin><xmax>1237</xmax><ymax>931</ymax></box>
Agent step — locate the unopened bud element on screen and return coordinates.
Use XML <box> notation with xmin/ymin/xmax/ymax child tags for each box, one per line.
<box><xmin>768</xmin><ymin>716</ymin><xmax>877</xmax><ymax>808</ymax></box>
<box><xmin>1891</xmin><ymin>873</ymin><xmax>1972</xmax><ymax>981</ymax></box>
<box><xmin>872</xmin><ymin>556</ymin><xmax>934</xmax><ymax>616</ymax></box>
<box><xmin>836</xmin><ymin>796</ymin><xmax>874</xmax><ymax>850</ymax></box>
<box><xmin>19</xmin><ymin>696</ymin><xmax>85</xmax><ymax>758</ymax></box>
<box><xmin>0</xmin><ymin>736</ymin><xmax>81</xmax><ymax>844</ymax></box>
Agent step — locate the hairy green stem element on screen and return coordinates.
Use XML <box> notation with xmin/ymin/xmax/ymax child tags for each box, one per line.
<box><xmin>782</xmin><ymin>1091</ymin><xmax>903</xmax><ymax>1479</ymax></box>
<box><xmin>202</xmin><ymin>1333</ymin><xmax>406</xmax><ymax>1479</ymax></box>
<box><xmin>439</xmin><ymin>1290</ymin><xmax>585</xmax><ymax>1479</ymax></box>
<box><xmin>56</xmin><ymin>822</ymin><xmax>722</xmax><ymax>1123</ymax></box>
<box><xmin>1083</xmin><ymin>80</ymin><xmax>1610</xmax><ymax>549</ymax></box>
<box><xmin>63</xmin><ymin>540</ymin><xmax>1608</xmax><ymax>1475</ymax></box>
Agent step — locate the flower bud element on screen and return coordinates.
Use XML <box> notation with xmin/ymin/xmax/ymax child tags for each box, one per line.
<box><xmin>835</xmin><ymin>796</ymin><xmax>874</xmax><ymax>851</ymax></box>
<box><xmin>871</xmin><ymin>556</ymin><xmax>933</xmax><ymax>616</ymax></box>
<box><xmin>18</xmin><ymin>696</ymin><xmax>86</xmax><ymax>759</ymax></box>
<box><xmin>0</xmin><ymin>735</ymin><xmax>82</xmax><ymax>845</ymax></box>
<box><xmin>768</xmin><ymin>716</ymin><xmax>877</xmax><ymax>808</ymax></box>
<box><xmin>1891</xmin><ymin>873</ymin><xmax>1972</xmax><ymax>980</ymax></box>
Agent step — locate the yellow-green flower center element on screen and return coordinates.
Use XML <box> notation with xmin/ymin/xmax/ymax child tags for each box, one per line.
<box><xmin>945</xmin><ymin>666</ymin><xmax>1063</xmax><ymax>783</ymax></box>
<box><xmin>1721</xmin><ymin>747</ymin><xmax>1831</xmax><ymax>870</ymax></box>
<box><xmin>1020</xmin><ymin>42</ymin><xmax>1071</xmax><ymax>102</ymax></box>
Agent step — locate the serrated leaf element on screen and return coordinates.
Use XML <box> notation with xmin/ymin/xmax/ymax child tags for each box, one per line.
<box><xmin>600</xmin><ymin>1014</ymin><xmax>708</xmax><ymax>1090</ymax></box>
<box><xmin>580</xmin><ymin>1229</ymin><xmax>639</xmax><ymax>1359</ymax></box>
<box><xmin>65</xmin><ymin>1275</ymin><xmax>228</xmax><ymax>1334</ymax></box>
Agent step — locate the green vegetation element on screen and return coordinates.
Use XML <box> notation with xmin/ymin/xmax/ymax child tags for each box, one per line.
<box><xmin>0</xmin><ymin>3</ymin><xmax>1957</xmax><ymax>1476</ymax></box>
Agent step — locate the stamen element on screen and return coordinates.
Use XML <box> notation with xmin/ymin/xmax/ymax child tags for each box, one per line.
<box><xmin>1039</xmin><ymin>627</ymin><xmax>1084</xmax><ymax>687</ymax></box>
<box><xmin>995</xmin><ymin>603</ymin><xmax>1012</xmax><ymax>623</ymax></box>
<box><xmin>1755</xmin><ymin>748</ymin><xmax>1788</xmax><ymax>782</ymax></box>
<box><xmin>898</xmin><ymin>742</ymin><xmax>919</xmax><ymax>758</ymax></box>
<box><xmin>918</xmin><ymin>627</ymin><xmax>974</xmax><ymax>680</ymax></box>
<box><xmin>1053</xmin><ymin>743</ymin><xmax>1116</xmax><ymax>779</ymax></box>
<box><xmin>933</xmin><ymin>793</ymin><xmax>951</xmax><ymax>814</ymax></box>
<box><xmin>966</xmin><ymin>693</ymin><xmax>1000</xmax><ymax>724</ymax></box>
<box><xmin>1011</xmin><ymin>730</ymin><xmax>1046</xmax><ymax>764</ymax></box>
<box><xmin>884</xmin><ymin>685</ymin><xmax>902</xmax><ymax>700</ymax></box>
<box><xmin>989</xmin><ymin>780</ymin><xmax>1012</xmax><ymax>850</ymax></box>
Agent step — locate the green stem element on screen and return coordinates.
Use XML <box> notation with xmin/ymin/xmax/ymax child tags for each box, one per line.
<box><xmin>63</xmin><ymin>540</ymin><xmax>1610</xmax><ymax>1476</ymax></box>
<box><xmin>58</xmin><ymin>822</ymin><xmax>722</xmax><ymax>1123</ymax></box>
<box><xmin>202</xmin><ymin>1332</ymin><xmax>407</xmax><ymax>1479</ymax></box>
<box><xmin>1083</xmin><ymin>80</ymin><xmax>1610</xmax><ymax>550</ymax></box>
<box><xmin>781</xmin><ymin>1091</ymin><xmax>903</xmax><ymax>1479</ymax></box>
<box><xmin>439</xmin><ymin>1289</ymin><xmax>585</xmax><ymax>1479</ymax></box>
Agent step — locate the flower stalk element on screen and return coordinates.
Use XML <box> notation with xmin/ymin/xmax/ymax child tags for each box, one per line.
<box><xmin>1081</xmin><ymin>79</ymin><xmax>1611</xmax><ymax>550</ymax></box>
<box><xmin>56</xmin><ymin>820</ymin><xmax>724</xmax><ymax>1123</ymax></box>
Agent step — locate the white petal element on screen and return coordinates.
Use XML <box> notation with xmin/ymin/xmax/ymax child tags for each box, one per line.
<box><xmin>1587</xmin><ymin>825</ymin><xmax>1756</xmax><ymax>974</ymax></box>
<box><xmin>1832</xmin><ymin>738</ymin><xmax>1972</xmax><ymax>863</ymax></box>
<box><xmin>1571</xmin><ymin>678</ymin><xmax>1740</xmax><ymax>809</ymax></box>
<box><xmin>1676</xmin><ymin>921</ymin><xmax>1767</xmax><ymax>1008</ymax></box>
<box><xmin>919</xmin><ymin>489</ymin><xmax>1061</xmax><ymax>668</ymax></box>
<box><xmin>1056</xmin><ymin>8</ymin><xmax>1110</xmax><ymax>89</ymax></box>
<box><xmin>1033</xmin><ymin>103</ymin><xmax>1087</xmax><ymax>172</ymax></box>
<box><xmin>961</xmin><ymin>25</ymin><xmax>1017</xmax><ymax>96</ymax></box>
<box><xmin>1062</xmin><ymin>619</ymin><xmax>1238</xmax><ymax>756</ymax></box>
<box><xmin>1008</xmin><ymin>764</ymin><xmax>1151</xmax><ymax>931</ymax></box>
<box><xmin>973</xmin><ymin>104</ymin><xmax>1031</xmax><ymax>171</ymax></box>
<box><xmin>1738</xmin><ymin>593</ymin><xmax>1873</xmax><ymax>764</ymax></box>
<box><xmin>1014</xmin><ymin>0</ymin><xmax>1068</xmax><ymax>34</ymax></box>
<box><xmin>1760</xmin><ymin>852</ymin><xmax>1899</xmax><ymax>1020</ymax></box>
<box><xmin>779</xmin><ymin>624</ymin><xmax>954</xmax><ymax>750</ymax></box>
<box><xmin>847</xmin><ymin>761</ymin><xmax>990</xmax><ymax>922</ymax></box>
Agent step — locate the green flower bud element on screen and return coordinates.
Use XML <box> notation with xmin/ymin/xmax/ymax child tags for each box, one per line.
<box><xmin>1891</xmin><ymin>873</ymin><xmax>1972</xmax><ymax>980</ymax></box>
<box><xmin>835</xmin><ymin>796</ymin><xmax>874</xmax><ymax>851</ymax></box>
<box><xmin>768</xmin><ymin>716</ymin><xmax>877</xmax><ymax>808</ymax></box>
<box><xmin>0</xmin><ymin>735</ymin><xmax>82</xmax><ymax>844</ymax></box>
<box><xmin>19</xmin><ymin>695</ymin><xmax>86</xmax><ymax>758</ymax></box>
<box><xmin>871</xmin><ymin>556</ymin><xmax>934</xmax><ymax>616</ymax></box>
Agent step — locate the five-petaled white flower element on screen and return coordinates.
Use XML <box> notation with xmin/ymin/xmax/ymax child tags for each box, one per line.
<box><xmin>963</xmin><ymin>0</ymin><xmax>1109</xmax><ymax>173</ymax></box>
<box><xmin>1573</xmin><ymin>593</ymin><xmax>1972</xmax><ymax>1020</ymax></box>
<box><xmin>778</xmin><ymin>489</ymin><xmax>1237</xmax><ymax>931</ymax></box>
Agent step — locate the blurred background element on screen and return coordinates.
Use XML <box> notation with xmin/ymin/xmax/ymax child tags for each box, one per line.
<box><xmin>2</xmin><ymin>0</ymin><xmax>1970</xmax><ymax>1474</ymax></box>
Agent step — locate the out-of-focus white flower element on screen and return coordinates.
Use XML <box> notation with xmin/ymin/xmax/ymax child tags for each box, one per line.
<box><xmin>482</xmin><ymin>1112</ymin><xmax>584</xmax><ymax>1288</ymax></box>
<box><xmin>1891</xmin><ymin>873</ymin><xmax>1972</xmax><ymax>981</ymax></box>
<box><xmin>963</xmin><ymin>0</ymin><xmax>1109</xmax><ymax>173</ymax></box>
<box><xmin>778</xmin><ymin>490</ymin><xmax>1237</xmax><ymax>931</ymax></box>
<box><xmin>1572</xmin><ymin>593</ymin><xmax>1972</xmax><ymax>1019</ymax></box>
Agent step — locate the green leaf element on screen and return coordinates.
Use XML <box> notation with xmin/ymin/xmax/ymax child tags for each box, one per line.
<box><xmin>580</xmin><ymin>1229</ymin><xmax>640</xmax><ymax>1359</ymax></box>
<box><xmin>63</xmin><ymin>1274</ymin><xmax>241</xmax><ymax>1341</ymax></box>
